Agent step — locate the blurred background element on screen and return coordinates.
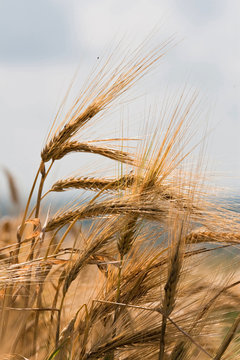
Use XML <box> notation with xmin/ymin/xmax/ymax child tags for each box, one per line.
<box><xmin>0</xmin><ymin>0</ymin><xmax>239</xmax><ymax>210</ymax></box>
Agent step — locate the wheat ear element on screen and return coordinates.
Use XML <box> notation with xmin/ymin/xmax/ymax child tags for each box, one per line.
<box><xmin>51</xmin><ymin>174</ymin><xmax>135</xmax><ymax>192</ymax></box>
<box><xmin>41</xmin><ymin>43</ymin><xmax>169</xmax><ymax>163</ymax></box>
<box><xmin>45</xmin><ymin>200</ymin><xmax>165</xmax><ymax>232</ymax></box>
<box><xmin>50</xmin><ymin>141</ymin><xmax>135</xmax><ymax>164</ymax></box>
<box><xmin>185</xmin><ymin>230</ymin><xmax>240</xmax><ymax>245</ymax></box>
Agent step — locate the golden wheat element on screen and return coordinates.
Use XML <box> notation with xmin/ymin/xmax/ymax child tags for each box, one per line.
<box><xmin>0</xmin><ymin>36</ymin><xmax>240</xmax><ymax>360</ymax></box>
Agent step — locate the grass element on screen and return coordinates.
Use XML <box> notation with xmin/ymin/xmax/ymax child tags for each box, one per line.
<box><xmin>0</xmin><ymin>38</ymin><xmax>240</xmax><ymax>360</ymax></box>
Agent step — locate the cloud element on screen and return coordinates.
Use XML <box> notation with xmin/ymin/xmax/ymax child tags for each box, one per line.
<box><xmin>0</xmin><ymin>0</ymin><xmax>74</xmax><ymax>63</ymax></box>
<box><xmin>0</xmin><ymin>0</ymin><xmax>239</xmax><ymax>193</ymax></box>
<box><xmin>174</xmin><ymin>0</ymin><xmax>225</xmax><ymax>24</ymax></box>
<box><xmin>71</xmin><ymin>0</ymin><xmax>174</xmax><ymax>51</ymax></box>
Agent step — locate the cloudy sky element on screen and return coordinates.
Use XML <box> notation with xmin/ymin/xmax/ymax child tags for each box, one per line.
<box><xmin>0</xmin><ymin>0</ymin><xmax>239</xmax><ymax>202</ymax></box>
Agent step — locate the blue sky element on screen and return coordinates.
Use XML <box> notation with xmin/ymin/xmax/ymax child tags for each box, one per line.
<box><xmin>0</xmin><ymin>0</ymin><xmax>239</xmax><ymax>201</ymax></box>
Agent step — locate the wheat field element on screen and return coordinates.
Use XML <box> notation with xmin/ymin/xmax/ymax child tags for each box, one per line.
<box><xmin>0</xmin><ymin>38</ymin><xmax>240</xmax><ymax>360</ymax></box>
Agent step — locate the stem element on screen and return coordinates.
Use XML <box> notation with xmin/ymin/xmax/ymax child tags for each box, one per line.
<box><xmin>27</xmin><ymin>165</ymin><xmax>45</xmax><ymax>262</ymax></box>
<box><xmin>36</xmin><ymin>160</ymin><xmax>54</xmax><ymax>215</ymax></box>
<box><xmin>56</xmin><ymin>295</ymin><xmax>65</xmax><ymax>347</ymax></box>
<box><xmin>19</xmin><ymin>166</ymin><xmax>41</xmax><ymax>237</ymax></box>
<box><xmin>33</xmin><ymin>283</ymin><xmax>43</xmax><ymax>358</ymax></box>
<box><xmin>53</xmin><ymin>216</ymin><xmax>79</xmax><ymax>255</ymax></box>
<box><xmin>30</xmin><ymin>160</ymin><xmax>53</xmax><ymax>260</ymax></box>
<box><xmin>103</xmin><ymin>255</ymin><xmax>124</xmax><ymax>360</ymax></box>
<box><xmin>35</xmin><ymin>161</ymin><xmax>46</xmax><ymax>219</ymax></box>
<box><xmin>159</xmin><ymin>317</ymin><xmax>167</xmax><ymax>360</ymax></box>
<box><xmin>47</xmin><ymin>274</ymin><xmax>65</xmax><ymax>352</ymax></box>
<box><xmin>44</xmin><ymin>227</ymin><xmax>62</xmax><ymax>259</ymax></box>
<box><xmin>21</xmin><ymin>161</ymin><xmax>53</xmax><ymax>351</ymax></box>
<box><xmin>15</xmin><ymin>165</ymin><xmax>41</xmax><ymax>261</ymax></box>
<box><xmin>114</xmin><ymin>255</ymin><xmax>123</xmax><ymax>319</ymax></box>
<box><xmin>28</xmin><ymin>189</ymin><xmax>51</xmax><ymax>220</ymax></box>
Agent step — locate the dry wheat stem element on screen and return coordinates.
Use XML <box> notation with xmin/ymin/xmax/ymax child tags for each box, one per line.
<box><xmin>17</xmin><ymin>166</ymin><xmax>41</xmax><ymax>255</ymax></box>
<box><xmin>33</xmin><ymin>264</ymin><xmax>52</xmax><ymax>356</ymax></box>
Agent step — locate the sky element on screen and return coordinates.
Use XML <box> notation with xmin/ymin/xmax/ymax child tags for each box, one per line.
<box><xmin>0</xmin><ymin>0</ymin><xmax>239</xmax><ymax>205</ymax></box>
